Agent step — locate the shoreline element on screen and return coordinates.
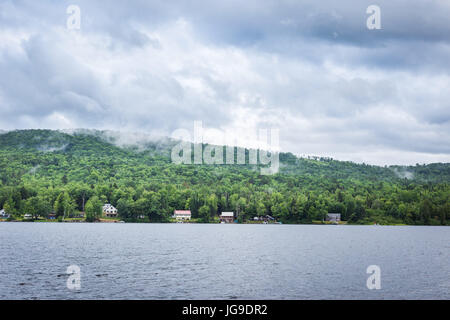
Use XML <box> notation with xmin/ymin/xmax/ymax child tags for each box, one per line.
<box><xmin>1</xmin><ymin>219</ymin><xmax>444</xmax><ymax>227</ymax></box>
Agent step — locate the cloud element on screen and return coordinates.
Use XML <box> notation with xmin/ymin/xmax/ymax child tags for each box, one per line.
<box><xmin>0</xmin><ymin>0</ymin><xmax>449</xmax><ymax>165</ymax></box>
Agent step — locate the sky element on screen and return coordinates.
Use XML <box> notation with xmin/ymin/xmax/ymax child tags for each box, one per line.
<box><xmin>0</xmin><ymin>0</ymin><xmax>449</xmax><ymax>165</ymax></box>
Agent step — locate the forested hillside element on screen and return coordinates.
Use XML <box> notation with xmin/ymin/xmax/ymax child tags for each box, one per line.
<box><xmin>0</xmin><ymin>129</ymin><xmax>448</xmax><ymax>225</ymax></box>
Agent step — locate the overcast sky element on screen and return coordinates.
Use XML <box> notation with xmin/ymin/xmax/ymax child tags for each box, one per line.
<box><xmin>0</xmin><ymin>0</ymin><xmax>449</xmax><ymax>165</ymax></box>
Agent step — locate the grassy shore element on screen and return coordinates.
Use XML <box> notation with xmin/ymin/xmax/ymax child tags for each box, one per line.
<box><xmin>0</xmin><ymin>217</ymin><xmax>446</xmax><ymax>226</ymax></box>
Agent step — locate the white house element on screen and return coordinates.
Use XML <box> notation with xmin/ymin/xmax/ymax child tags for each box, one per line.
<box><xmin>220</xmin><ymin>212</ymin><xmax>234</xmax><ymax>223</ymax></box>
<box><xmin>23</xmin><ymin>214</ymin><xmax>33</xmax><ymax>220</ymax></box>
<box><xmin>0</xmin><ymin>209</ymin><xmax>9</xmax><ymax>218</ymax></box>
<box><xmin>103</xmin><ymin>204</ymin><xmax>118</xmax><ymax>217</ymax></box>
<box><xmin>173</xmin><ymin>210</ymin><xmax>191</xmax><ymax>221</ymax></box>
<box><xmin>326</xmin><ymin>213</ymin><xmax>341</xmax><ymax>223</ymax></box>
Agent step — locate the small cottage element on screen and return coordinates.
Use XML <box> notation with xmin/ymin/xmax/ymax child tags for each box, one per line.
<box><xmin>220</xmin><ymin>212</ymin><xmax>234</xmax><ymax>223</ymax></box>
<box><xmin>326</xmin><ymin>213</ymin><xmax>341</xmax><ymax>223</ymax></box>
<box><xmin>103</xmin><ymin>204</ymin><xmax>118</xmax><ymax>217</ymax></box>
<box><xmin>0</xmin><ymin>209</ymin><xmax>9</xmax><ymax>218</ymax></box>
<box><xmin>173</xmin><ymin>210</ymin><xmax>191</xmax><ymax>221</ymax></box>
<box><xmin>76</xmin><ymin>211</ymin><xmax>85</xmax><ymax>218</ymax></box>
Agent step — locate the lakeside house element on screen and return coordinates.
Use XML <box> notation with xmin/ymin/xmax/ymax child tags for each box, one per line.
<box><xmin>253</xmin><ymin>215</ymin><xmax>275</xmax><ymax>222</ymax></box>
<box><xmin>48</xmin><ymin>213</ymin><xmax>56</xmax><ymax>220</ymax></box>
<box><xmin>75</xmin><ymin>211</ymin><xmax>85</xmax><ymax>218</ymax></box>
<box><xmin>173</xmin><ymin>210</ymin><xmax>191</xmax><ymax>221</ymax></box>
<box><xmin>23</xmin><ymin>214</ymin><xmax>32</xmax><ymax>220</ymax></box>
<box><xmin>103</xmin><ymin>204</ymin><xmax>118</xmax><ymax>217</ymax></box>
<box><xmin>220</xmin><ymin>212</ymin><xmax>234</xmax><ymax>223</ymax></box>
<box><xmin>0</xmin><ymin>209</ymin><xmax>10</xmax><ymax>219</ymax></box>
<box><xmin>326</xmin><ymin>213</ymin><xmax>341</xmax><ymax>223</ymax></box>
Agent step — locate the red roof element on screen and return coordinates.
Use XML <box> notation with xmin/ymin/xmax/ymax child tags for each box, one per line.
<box><xmin>174</xmin><ymin>210</ymin><xmax>191</xmax><ymax>215</ymax></box>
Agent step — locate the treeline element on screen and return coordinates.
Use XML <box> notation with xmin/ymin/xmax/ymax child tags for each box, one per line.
<box><xmin>0</xmin><ymin>179</ymin><xmax>449</xmax><ymax>225</ymax></box>
<box><xmin>0</xmin><ymin>130</ymin><xmax>449</xmax><ymax>225</ymax></box>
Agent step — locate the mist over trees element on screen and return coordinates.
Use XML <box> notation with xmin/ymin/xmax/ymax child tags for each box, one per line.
<box><xmin>0</xmin><ymin>130</ymin><xmax>448</xmax><ymax>225</ymax></box>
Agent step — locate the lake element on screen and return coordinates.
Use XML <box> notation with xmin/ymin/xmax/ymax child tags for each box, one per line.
<box><xmin>0</xmin><ymin>222</ymin><xmax>449</xmax><ymax>300</ymax></box>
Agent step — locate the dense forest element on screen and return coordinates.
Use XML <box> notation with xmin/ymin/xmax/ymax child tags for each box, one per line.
<box><xmin>0</xmin><ymin>129</ymin><xmax>449</xmax><ymax>225</ymax></box>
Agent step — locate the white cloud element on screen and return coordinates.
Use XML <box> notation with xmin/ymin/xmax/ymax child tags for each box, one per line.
<box><xmin>0</xmin><ymin>0</ymin><xmax>449</xmax><ymax>165</ymax></box>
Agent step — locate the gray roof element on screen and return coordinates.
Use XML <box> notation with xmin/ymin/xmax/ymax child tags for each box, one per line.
<box><xmin>327</xmin><ymin>213</ymin><xmax>341</xmax><ymax>217</ymax></box>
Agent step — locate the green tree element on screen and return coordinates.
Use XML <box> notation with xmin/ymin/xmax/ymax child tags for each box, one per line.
<box><xmin>3</xmin><ymin>197</ymin><xmax>16</xmax><ymax>216</ymax></box>
<box><xmin>420</xmin><ymin>199</ymin><xmax>432</xmax><ymax>225</ymax></box>
<box><xmin>85</xmin><ymin>196</ymin><xmax>102</xmax><ymax>222</ymax></box>
<box><xmin>117</xmin><ymin>198</ymin><xmax>133</xmax><ymax>219</ymax></box>
<box><xmin>24</xmin><ymin>196</ymin><xmax>51</xmax><ymax>219</ymax></box>
<box><xmin>198</xmin><ymin>205</ymin><xmax>210</xmax><ymax>223</ymax></box>
<box><xmin>54</xmin><ymin>192</ymin><xmax>75</xmax><ymax>219</ymax></box>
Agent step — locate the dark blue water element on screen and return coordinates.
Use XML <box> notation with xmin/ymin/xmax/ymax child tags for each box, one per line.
<box><xmin>0</xmin><ymin>222</ymin><xmax>449</xmax><ymax>299</ymax></box>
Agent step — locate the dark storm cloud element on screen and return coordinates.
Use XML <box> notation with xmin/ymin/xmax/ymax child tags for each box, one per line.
<box><xmin>0</xmin><ymin>0</ymin><xmax>449</xmax><ymax>164</ymax></box>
